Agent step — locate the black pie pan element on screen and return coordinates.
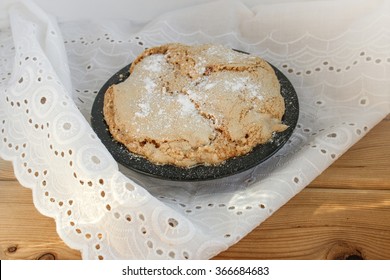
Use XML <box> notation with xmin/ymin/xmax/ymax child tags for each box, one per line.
<box><xmin>91</xmin><ymin>51</ymin><xmax>299</xmax><ymax>181</ymax></box>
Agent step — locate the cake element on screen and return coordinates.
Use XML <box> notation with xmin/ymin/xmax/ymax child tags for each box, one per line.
<box><xmin>103</xmin><ymin>43</ymin><xmax>287</xmax><ymax>167</ymax></box>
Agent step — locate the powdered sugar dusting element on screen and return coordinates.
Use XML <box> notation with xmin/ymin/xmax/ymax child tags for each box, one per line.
<box><xmin>177</xmin><ymin>94</ymin><xmax>196</xmax><ymax>115</ymax></box>
<box><xmin>144</xmin><ymin>77</ymin><xmax>156</xmax><ymax>93</ymax></box>
<box><xmin>223</xmin><ymin>76</ymin><xmax>264</xmax><ymax>100</ymax></box>
<box><xmin>205</xmin><ymin>82</ymin><xmax>216</xmax><ymax>90</ymax></box>
<box><xmin>143</xmin><ymin>54</ymin><xmax>164</xmax><ymax>73</ymax></box>
<box><xmin>205</xmin><ymin>45</ymin><xmax>244</xmax><ymax>63</ymax></box>
<box><xmin>135</xmin><ymin>77</ymin><xmax>157</xmax><ymax>118</ymax></box>
<box><xmin>135</xmin><ymin>102</ymin><xmax>150</xmax><ymax>117</ymax></box>
<box><xmin>195</xmin><ymin>56</ymin><xmax>207</xmax><ymax>75</ymax></box>
<box><xmin>224</xmin><ymin>77</ymin><xmax>248</xmax><ymax>91</ymax></box>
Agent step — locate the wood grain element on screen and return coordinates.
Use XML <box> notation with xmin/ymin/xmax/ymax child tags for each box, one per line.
<box><xmin>310</xmin><ymin>115</ymin><xmax>390</xmax><ymax>190</ymax></box>
<box><xmin>0</xmin><ymin>181</ymin><xmax>82</xmax><ymax>260</ymax></box>
<box><xmin>0</xmin><ymin>116</ymin><xmax>389</xmax><ymax>260</ymax></box>
<box><xmin>214</xmin><ymin>188</ymin><xmax>390</xmax><ymax>259</ymax></box>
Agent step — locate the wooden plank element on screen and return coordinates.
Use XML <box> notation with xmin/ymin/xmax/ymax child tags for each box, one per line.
<box><xmin>214</xmin><ymin>188</ymin><xmax>390</xmax><ymax>260</ymax></box>
<box><xmin>0</xmin><ymin>181</ymin><xmax>82</xmax><ymax>260</ymax></box>
<box><xmin>1</xmin><ymin>179</ymin><xmax>390</xmax><ymax>260</ymax></box>
<box><xmin>0</xmin><ymin>159</ymin><xmax>16</xmax><ymax>181</ymax></box>
<box><xmin>309</xmin><ymin>117</ymin><xmax>390</xmax><ymax>190</ymax></box>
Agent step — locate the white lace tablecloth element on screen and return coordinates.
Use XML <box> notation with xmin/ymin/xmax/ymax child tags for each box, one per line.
<box><xmin>0</xmin><ymin>0</ymin><xmax>389</xmax><ymax>259</ymax></box>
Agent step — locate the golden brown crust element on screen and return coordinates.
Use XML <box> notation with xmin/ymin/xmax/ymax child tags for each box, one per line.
<box><xmin>103</xmin><ymin>43</ymin><xmax>287</xmax><ymax>167</ymax></box>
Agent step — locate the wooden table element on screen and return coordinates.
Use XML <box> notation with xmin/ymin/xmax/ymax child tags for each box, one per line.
<box><xmin>1</xmin><ymin>115</ymin><xmax>389</xmax><ymax>260</ymax></box>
